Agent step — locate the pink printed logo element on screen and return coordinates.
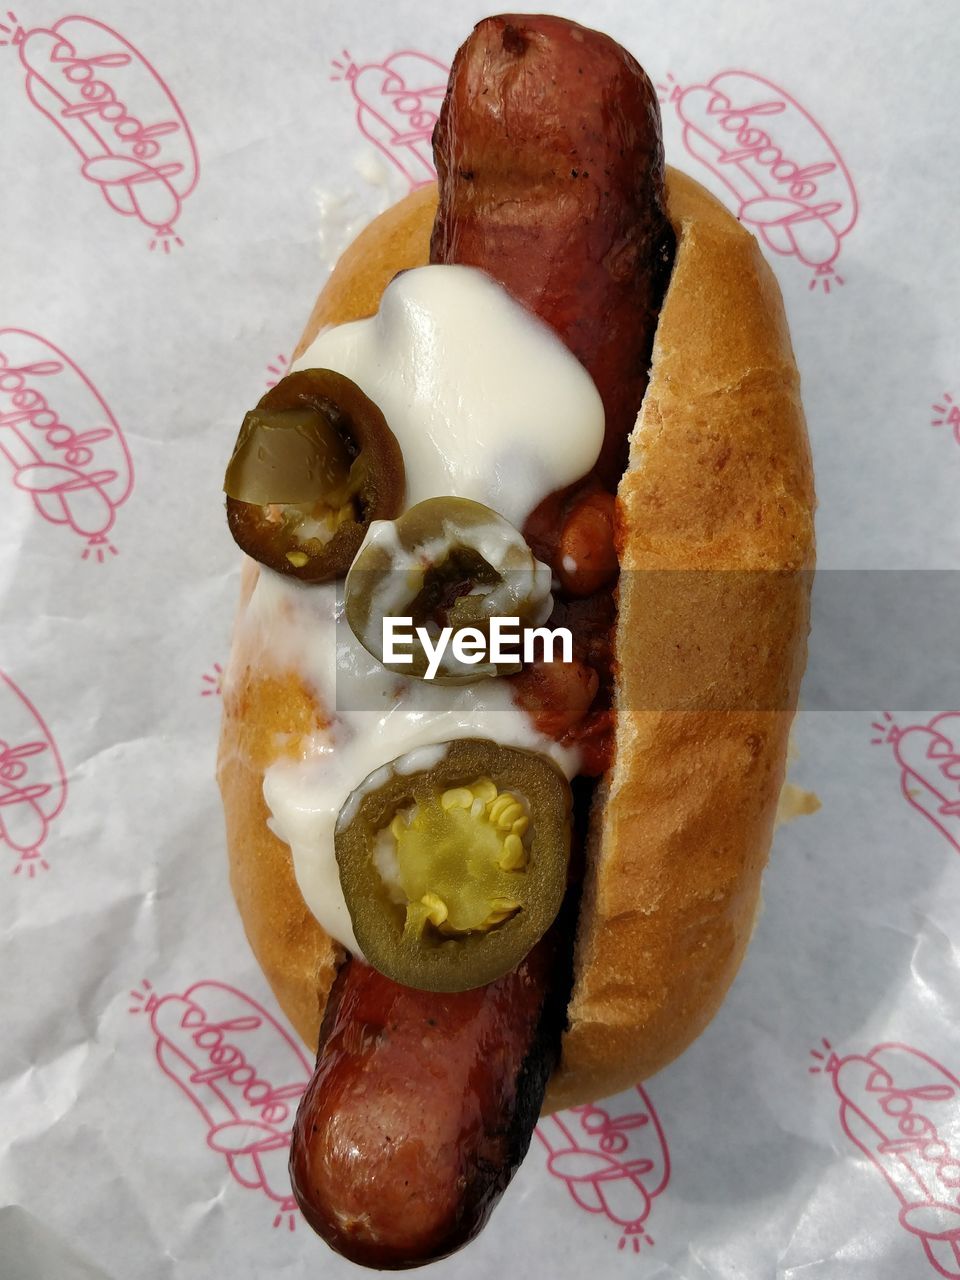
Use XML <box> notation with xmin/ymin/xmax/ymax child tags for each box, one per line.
<box><xmin>200</xmin><ymin>663</ymin><xmax>223</xmax><ymax>698</ymax></box>
<box><xmin>0</xmin><ymin>329</ymin><xmax>132</xmax><ymax>559</ymax></box>
<box><xmin>1</xmin><ymin>11</ymin><xmax>198</xmax><ymax>250</ymax></box>
<box><xmin>0</xmin><ymin>669</ymin><xmax>67</xmax><ymax>877</ymax></box>
<box><xmin>932</xmin><ymin>394</ymin><xmax>960</xmax><ymax>450</ymax></box>
<box><xmin>129</xmin><ymin>978</ymin><xmax>313</xmax><ymax>1229</ymax></box>
<box><xmin>811</xmin><ymin>1038</ymin><xmax>960</xmax><ymax>1278</ymax></box>
<box><xmin>265</xmin><ymin>353</ymin><xmax>290</xmax><ymax>390</ymax></box>
<box><xmin>658</xmin><ymin>70</ymin><xmax>857</xmax><ymax>292</ymax></box>
<box><xmin>872</xmin><ymin>711</ymin><xmax>960</xmax><ymax>857</ymax></box>
<box><xmin>331</xmin><ymin>48</ymin><xmax>448</xmax><ymax>191</ymax></box>
<box><xmin>535</xmin><ymin>1087</ymin><xmax>670</xmax><ymax>1252</ymax></box>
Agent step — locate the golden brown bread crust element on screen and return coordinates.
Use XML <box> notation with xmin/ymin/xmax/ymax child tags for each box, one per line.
<box><xmin>217</xmin><ymin>169</ymin><xmax>815</xmax><ymax>1110</ymax></box>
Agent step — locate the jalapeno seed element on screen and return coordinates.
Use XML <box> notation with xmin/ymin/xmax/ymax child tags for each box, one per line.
<box><xmin>386</xmin><ymin>775</ymin><xmax>534</xmax><ymax>940</ymax></box>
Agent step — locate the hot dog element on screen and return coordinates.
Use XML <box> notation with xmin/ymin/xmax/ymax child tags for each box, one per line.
<box><xmin>287</xmin><ymin>20</ymin><xmax>671</xmax><ymax>1264</ymax></box>
<box><xmin>217</xmin><ymin>11</ymin><xmax>815</xmax><ymax>1270</ymax></box>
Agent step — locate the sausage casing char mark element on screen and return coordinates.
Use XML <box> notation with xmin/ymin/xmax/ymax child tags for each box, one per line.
<box><xmin>289</xmin><ymin>15</ymin><xmax>673</xmax><ymax>1266</ymax></box>
<box><xmin>290</xmin><ymin>934</ymin><xmax>567</xmax><ymax>1269</ymax></box>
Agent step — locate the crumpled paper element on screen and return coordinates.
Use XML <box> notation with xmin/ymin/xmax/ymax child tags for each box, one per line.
<box><xmin>1</xmin><ymin>1</ymin><xmax>959</xmax><ymax>1277</ymax></box>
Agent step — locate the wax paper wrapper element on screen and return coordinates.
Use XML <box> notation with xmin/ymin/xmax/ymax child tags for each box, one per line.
<box><xmin>1</xmin><ymin>1</ymin><xmax>959</xmax><ymax>1277</ymax></box>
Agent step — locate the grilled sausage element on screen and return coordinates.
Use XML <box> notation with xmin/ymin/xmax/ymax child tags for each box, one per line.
<box><xmin>431</xmin><ymin>12</ymin><xmax>674</xmax><ymax>487</ymax></box>
<box><xmin>290</xmin><ymin>937</ymin><xmax>564</xmax><ymax>1269</ymax></box>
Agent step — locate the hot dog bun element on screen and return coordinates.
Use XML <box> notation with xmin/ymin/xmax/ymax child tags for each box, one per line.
<box><xmin>217</xmin><ymin>170</ymin><xmax>814</xmax><ymax>1110</ymax></box>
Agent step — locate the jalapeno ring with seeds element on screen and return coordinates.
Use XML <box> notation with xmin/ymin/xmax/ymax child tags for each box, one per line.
<box><xmin>224</xmin><ymin>368</ymin><xmax>404</xmax><ymax>582</ymax></box>
<box><xmin>334</xmin><ymin>738</ymin><xmax>571</xmax><ymax>992</ymax></box>
<box><xmin>344</xmin><ymin>496</ymin><xmax>554</xmax><ymax>682</ymax></box>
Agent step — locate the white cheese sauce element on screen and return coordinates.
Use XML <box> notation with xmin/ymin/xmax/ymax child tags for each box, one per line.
<box><xmin>290</xmin><ymin>265</ymin><xmax>603</xmax><ymax>528</ymax></box>
<box><xmin>243</xmin><ymin>264</ymin><xmax>604</xmax><ymax>954</ymax></box>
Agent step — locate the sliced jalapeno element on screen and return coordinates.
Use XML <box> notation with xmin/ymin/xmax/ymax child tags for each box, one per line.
<box><xmin>344</xmin><ymin>497</ymin><xmax>553</xmax><ymax>682</ymax></box>
<box><xmin>335</xmin><ymin>738</ymin><xmax>571</xmax><ymax>992</ymax></box>
<box><xmin>224</xmin><ymin>368</ymin><xmax>404</xmax><ymax>582</ymax></box>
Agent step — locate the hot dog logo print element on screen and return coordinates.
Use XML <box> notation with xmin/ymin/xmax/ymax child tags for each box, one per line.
<box><xmin>931</xmin><ymin>394</ymin><xmax>960</xmax><ymax>451</ymax></box>
<box><xmin>657</xmin><ymin>70</ymin><xmax>857</xmax><ymax>291</ymax></box>
<box><xmin>0</xmin><ymin>329</ymin><xmax>133</xmax><ymax>558</ymax></box>
<box><xmin>536</xmin><ymin>1087</ymin><xmax>670</xmax><ymax>1251</ymax></box>
<box><xmin>0</xmin><ymin>11</ymin><xmax>198</xmax><ymax>249</ymax></box>
<box><xmin>872</xmin><ymin>712</ymin><xmax>960</xmax><ymax>856</ymax></box>
<box><xmin>331</xmin><ymin>48</ymin><xmax>447</xmax><ymax>190</ymax></box>
<box><xmin>130</xmin><ymin>979</ymin><xmax>312</xmax><ymax>1228</ymax></box>
<box><xmin>0</xmin><ymin>669</ymin><xmax>67</xmax><ymax>876</ymax></box>
<box><xmin>812</xmin><ymin>1039</ymin><xmax>960</xmax><ymax>1278</ymax></box>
